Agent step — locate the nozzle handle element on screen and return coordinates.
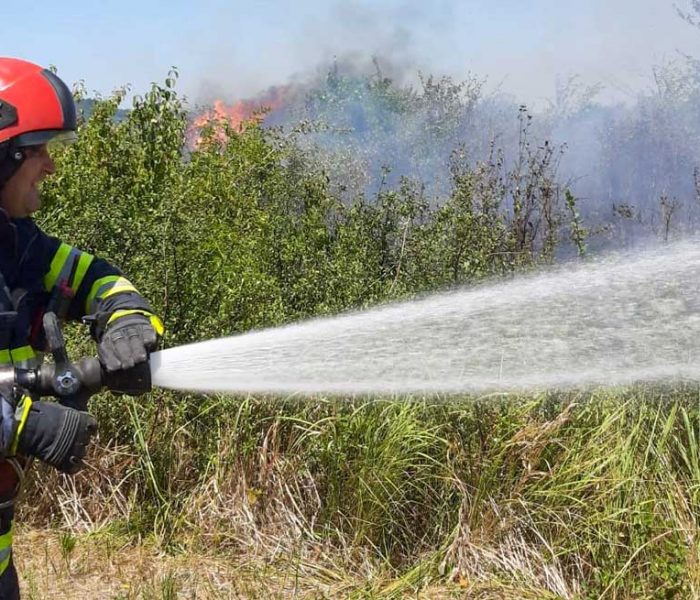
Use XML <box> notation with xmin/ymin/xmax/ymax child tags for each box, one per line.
<box><xmin>43</xmin><ymin>312</ymin><xmax>69</xmax><ymax>367</ymax></box>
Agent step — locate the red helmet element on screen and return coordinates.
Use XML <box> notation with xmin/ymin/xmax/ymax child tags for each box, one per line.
<box><xmin>0</xmin><ymin>57</ymin><xmax>76</xmax><ymax>147</ymax></box>
<box><xmin>0</xmin><ymin>58</ymin><xmax>76</xmax><ymax>187</ymax></box>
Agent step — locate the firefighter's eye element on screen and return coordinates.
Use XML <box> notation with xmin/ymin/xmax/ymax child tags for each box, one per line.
<box><xmin>22</xmin><ymin>145</ymin><xmax>49</xmax><ymax>159</ymax></box>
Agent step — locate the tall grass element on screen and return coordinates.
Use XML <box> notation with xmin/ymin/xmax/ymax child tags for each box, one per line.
<box><xmin>16</xmin><ymin>389</ymin><xmax>700</xmax><ymax>597</ymax></box>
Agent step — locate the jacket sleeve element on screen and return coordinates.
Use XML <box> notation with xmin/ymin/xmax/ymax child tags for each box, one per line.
<box><xmin>36</xmin><ymin>229</ymin><xmax>163</xmax><ymax>339</ymax></box>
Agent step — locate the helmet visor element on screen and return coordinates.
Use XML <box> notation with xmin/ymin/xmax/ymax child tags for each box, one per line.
<box><xmin>13</xmin><ymin>129</ymin><xmax>77</xmax><ymax>147</ymax></box>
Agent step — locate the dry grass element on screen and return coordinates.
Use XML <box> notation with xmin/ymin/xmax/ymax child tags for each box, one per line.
<box><xmin>13</xmin><ymin>528</ymin><xmax>487</xmax><ymax>599</ymax></box>
<box><xmin>15</xmin><ymin>526</ymin><xmax>574</xmax><ymax>599</ymax></box>
<box><xmin>13</xmin><ymin>528</ymin><xmax>365</xmax><ymax>600</ymax></box>
<box><xmin>11</xmin><ymin>393</ymin><xmax>700</xmax><ymax>598</ymax></box>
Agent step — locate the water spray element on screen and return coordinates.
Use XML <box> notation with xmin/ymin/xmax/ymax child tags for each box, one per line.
<box><xmin>7</xmin><ymin>240</ymin><xmax>700</xmax><ymax>402</ymax></box>
<box><xmin>150</xmin><ymin>240</ymin><xmax>700</xmax><ymax>396</ymax></box>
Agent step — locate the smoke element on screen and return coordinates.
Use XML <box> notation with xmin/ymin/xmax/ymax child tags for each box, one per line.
<box><xmin>186</xmin><ymin>0</ymin><xmax>700</xmax><ymax>107</ymax></box>
<box><xmin>185</xmin><ymin>0</ymin><xmax>700</xmax><ymax>251</ymax></box>
<box><xmin>191</xmin><ymin>0</ymin><xmax>450</xmax><ymax>103</ymax></box>
<box><xmin>190</xmin><ymin>55</ymin><xmax>700</xmax><ymax>245</ymax></box>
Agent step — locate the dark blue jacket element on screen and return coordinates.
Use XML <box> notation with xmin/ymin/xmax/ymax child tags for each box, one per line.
<box><xmin>0</xmin><ymin>208</ymin><xmax>154</xmax><ymax>366</ymax></box>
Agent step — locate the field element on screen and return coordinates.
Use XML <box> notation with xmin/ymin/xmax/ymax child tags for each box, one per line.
<box><xmin>16</xmin><ymin>391</ymin><xmax>700</xmax><ymax>598</ymax></box>
<box><xmin>16</xmin><ymin>69</ymin><xmax>700</xmax><ymax>598</ymax></box>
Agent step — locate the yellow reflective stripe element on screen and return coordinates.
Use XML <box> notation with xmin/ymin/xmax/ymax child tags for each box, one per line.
<box><xmin>10</xmin><ymin>346</ymin><xmax>35</xmax><ymax>363</ymax></box>
<box><xmin>44</xmin><ymin>243</ymin><xmax>94</xmax><ymax>293</ymax></box>
<box><xmin>87</xmin><ymin>275</ymin><xmax>120</xmax><ymax>308</ymax></box>
<box><xmin>44</xmin><ymin>242</ymin><xmax>72</xmax><ymax>290</ymax></box>
<box><xmin>107</xmin><ymin>310</ymin><xmax>164</xmax><ymax>336</ymax></box>
<box><xmin>0</xmin><ymin>526</ymin><xmax>12</xmax><ymax>550</ymax></box>
<box><xmin>151</xmin><ymin>315</ymin><xmax>165</xmax><ymax>336</ymax></box>
<box><xmin>9</xmin><ymin>397</ymin><xmax>32</xmax><ymax>456</ymax></box>
<box><xmin>73</xmin><ymin>251</ymin><xmax>95</xmax><ymax>291</ymax></box>
<box><xmin>86</xmin><ymin>276</ymin><xmax>138</xmax><ymax>314</ymax></box>
<box><xmin>0</xmin><ymin>348</ymin><xmax>40</xmax><ymax>369</ymax></box>
<box><xmin>102</xmin><ymin>281</ymin><xmax>138</xmax><ymax>299</ymax></box>
<box><xmin>0</xmin><ymin>525</ymin><xmax>12</xmax><ymax>575</ymax></box>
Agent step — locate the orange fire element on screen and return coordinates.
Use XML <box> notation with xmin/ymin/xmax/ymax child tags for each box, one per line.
<box><xmin>190</xmin><ymin>85</ymin><xmax>292</xmax><ymax>147</ymax></box>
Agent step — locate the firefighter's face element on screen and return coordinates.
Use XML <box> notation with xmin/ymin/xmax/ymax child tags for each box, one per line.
<box><xmin>0</xmin><ymin>144</ymin><xmax>56</xmax><ymax>218</ymax></box>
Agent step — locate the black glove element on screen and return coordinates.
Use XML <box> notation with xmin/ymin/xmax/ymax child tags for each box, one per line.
<box><xmin>98</xmin><ymin>314</ymin><xmax>158</xmax><ymax>372</ymax></box>
<box><xmin>18</xmin><ymin>401</ymin><xmax>97</xmax><ymax>474</ymax></box>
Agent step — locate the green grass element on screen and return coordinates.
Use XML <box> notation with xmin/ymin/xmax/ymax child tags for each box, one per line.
<box><xmin>14</xmin><ymin>387</ymin><xmax>700</xmax><ymax>598</ymax></box>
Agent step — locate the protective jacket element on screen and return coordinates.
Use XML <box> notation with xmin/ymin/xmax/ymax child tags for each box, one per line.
<box><xmin>0</xmin><ymin>207</ymin><xmax>161</xmax><ymax>583</ymax></box>
<box><xmin>0</xmin><ymin>211</ymin><xmax>159</xmax><ymax>363</ymax></box>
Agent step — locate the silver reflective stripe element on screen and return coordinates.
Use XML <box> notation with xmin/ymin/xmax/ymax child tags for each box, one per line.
<box><xmin>13</xmin><ymin>357</ymin><xmax>42</xmax><ymax>369</ymax></box>
<box><xmin>0</xmin><ymin>546</ymin><xmax>11</xmax><ymax>574</ymax></box>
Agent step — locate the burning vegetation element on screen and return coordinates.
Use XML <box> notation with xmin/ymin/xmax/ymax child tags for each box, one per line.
<box><xmin>188</xmin><ymin>85</ymin><xmax>293</xmax><ymax>146</ymax></box>
<box><xmin>186</xmin><ymin>57</ymin><xmax>700</xmax><ymax>252</ymax></box>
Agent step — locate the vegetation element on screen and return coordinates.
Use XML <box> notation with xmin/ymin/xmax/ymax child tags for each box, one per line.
<box><xmin>14</xmin><ymin>71</ymin><xmax>700</xmax><ymax>599</ymax></box>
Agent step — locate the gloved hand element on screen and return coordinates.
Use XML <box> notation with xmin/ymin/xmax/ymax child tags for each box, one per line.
<box><xmin>97</xmin><ymin>313</ymin><xmax>159</xmax><ymax>372</ymax></box>
<box><xmin>18</xmin><ymin>400</ymin><xmax>97</xmax><ymax>474</ymax></box>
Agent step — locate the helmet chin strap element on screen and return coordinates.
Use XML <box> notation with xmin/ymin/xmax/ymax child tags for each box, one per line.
<box><xmin>0</xmin><ymin>142</ymin><xmax>25</xmax><ymax>190</ymax></box>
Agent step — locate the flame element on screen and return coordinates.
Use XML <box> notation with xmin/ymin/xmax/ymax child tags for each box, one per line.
<box><xmin>190</xmin><ymin>86</ymin><xmax>292</xmax><ymax>147</ymax></box>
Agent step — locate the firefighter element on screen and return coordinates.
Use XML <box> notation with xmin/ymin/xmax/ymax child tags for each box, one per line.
<box><xmin>0</xmin><ymin>57</ymin><xmax>163</xmax><ymax>598</ymax></box>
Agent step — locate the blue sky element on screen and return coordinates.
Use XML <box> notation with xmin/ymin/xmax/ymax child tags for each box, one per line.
<box><xmin>4</xmin><ymin>0</ymin><xmax>700</xmax><ymax>107</ymax></box>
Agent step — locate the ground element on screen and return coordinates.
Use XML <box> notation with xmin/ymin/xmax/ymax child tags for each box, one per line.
<box><xmin>14</xmin><ymin>528</ymin><xmax>463</xmax><ymax>600</ymax></box>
